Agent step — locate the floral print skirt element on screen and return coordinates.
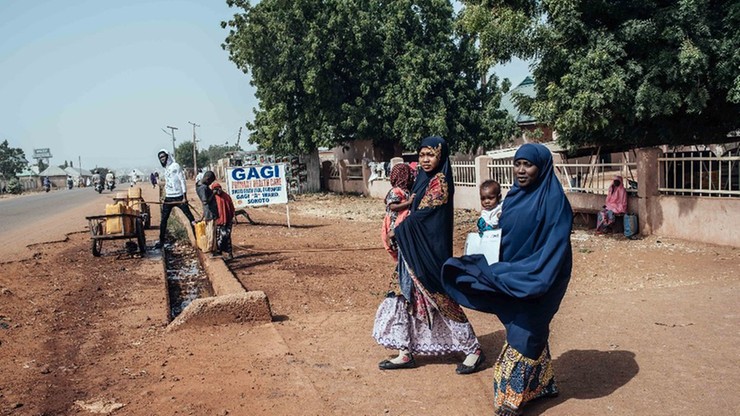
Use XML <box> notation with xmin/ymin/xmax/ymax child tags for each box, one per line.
<box><xmin>493</xmin><ymin>342</ymin><xmax>559</xmax><ymax>412</ymax></box>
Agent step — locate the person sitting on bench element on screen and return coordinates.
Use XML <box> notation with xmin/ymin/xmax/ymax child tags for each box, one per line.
<box><xmin>596</xmin><ymin>175</ymin><xmax>627</xmax><ymax>234</ymax></box>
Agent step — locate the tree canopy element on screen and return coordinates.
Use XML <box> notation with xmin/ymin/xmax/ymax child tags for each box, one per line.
<box><xmin>201</xmin><ymin>144</ymin><xmax>242</xmax><ymax>167</ymax></box>
<box><xmin>0</xmin><ymin>140</ymin><xmax>28</xmax><ymax>179</ymax></box>
<box><xmin>172</xmin><ymin>142</ymin><xmax>240</xmax><ymax>172</ymax></box>
<box><xmin>174</xmin><ymin>141</ymin><xmax>209</xmax><ymax>171</ymax></box>
<box><xmin>460</xmin><ymin>0</ymin><xmax>740</xmax><ymax>149</ymax></box>
<box><xmin>221</xmin><ymin>0</ymin><xmax>516</xmax><ymax>154</ymax></box>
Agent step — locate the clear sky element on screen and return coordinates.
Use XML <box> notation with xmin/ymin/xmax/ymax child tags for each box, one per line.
<box><xmin>1</xmin><ymin>1</ymin><xmax>531</xmax><ymax>172</ymax></box>
<box><xmin>1</xmin><ymin>0</ymin><xmax>257</xmax><ymax>172</ymax></box>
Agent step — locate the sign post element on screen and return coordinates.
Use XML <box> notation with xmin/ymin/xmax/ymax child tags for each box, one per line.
<box><xmin>226</xmin><ymin>164</ymin><xmax>290</xmax><ymax>228</ymax></box>
<box><xmin>33</xmin><ymin>148</ymin><xmax>53</xmax><ymax>166</ymax></box>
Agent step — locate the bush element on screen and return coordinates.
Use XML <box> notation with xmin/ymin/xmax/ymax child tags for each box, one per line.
<box><xmin>6</xmin><ymin>178</ymin><xmax>22</xmax><ymax>194</ymax></box>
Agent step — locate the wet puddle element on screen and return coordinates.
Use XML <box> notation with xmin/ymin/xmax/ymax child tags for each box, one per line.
<box><xmin>163</xmin><ymin>240</ymin><xmax>213</xmax><ymax>319</ymax></box>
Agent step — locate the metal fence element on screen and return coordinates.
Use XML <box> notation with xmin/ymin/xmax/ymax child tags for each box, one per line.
<box><xmin>554</xmin><ymin>162</ymin><xmax>638</xmax><ymax>195</ymax></box>
<box><xmin>487</xmin><ymin>159</ymin><xmax>514</xmax><ymax>190</ymax></box>
<box><xmin>328</xmin><ymin>162</ymin><xmax>340</xmax><ymax>179</ymax></box>
<box><xmin>346</xmin><ymin>163</ymin><xmax>364</xmax><ymax>180</ymax></box>
<box><xmin>324</xmin><ymin>161</ymin><xmax>367</xmax><ymax>180</ymax></box>
<box><xmin>660</xmin><ymin>151</ymin><xmax>740</xmax><ymax>197</ymax></box>
<box><xmin>331</xmin><ymin>147</ymin><xmax>740</xmax><ymax>199</ymax></box>
<box><xmin>451</xmin><ymin>161</ymin><xmax>476</xmax><ymax>187</ymax></box>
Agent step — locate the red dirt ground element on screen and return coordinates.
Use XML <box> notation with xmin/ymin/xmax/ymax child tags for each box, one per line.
<box><xmin>1</xmin><ymin>187</ymin><xmax>738</xmax><ymax>415</ymax></box>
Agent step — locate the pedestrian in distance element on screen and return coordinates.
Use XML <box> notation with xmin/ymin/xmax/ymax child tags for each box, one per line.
<box><xmin>155</xmin><ymin>149</ymin><xmax>196</xmax><ymax>250</ymax></box>
<box><xmin>372</xmin><ymin>136</ymin><xmax>484</xmax><ymax>375</ymax></box>
<box><xmin>442</xmin><ymin>143</ymin><xmax>573</xmax><ymax>416</ymax></box>
<box><xmin>150</xmin><ymin>172</ymin><xmax>158</xmax><ymax>189</ymax></box>
<box><xmin>211</xmin><ymin>181</ymin><xmax>235</xmax><ymax>259</ymax></box>
<box><xmin>195</xmin><ymin>171</ymin><xmax>218</xmax><ymax>254</ymax></box>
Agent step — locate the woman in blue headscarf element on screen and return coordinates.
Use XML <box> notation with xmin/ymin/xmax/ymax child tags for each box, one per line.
<box><xmin>373</xmin><ymin>136</ymin><xmax>483</xmax><ymax>374</ymax></box>
<box><xmin>442</xmin><ymin>143</ymin><xmax>573</xmax><ymax>416</ymax></box>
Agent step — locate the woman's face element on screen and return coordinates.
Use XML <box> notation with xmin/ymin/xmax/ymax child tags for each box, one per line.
<box><xmin>418</xmin><ymin>147</ymin><xmax>440</xmax><ymax>173</ymax></box>
<box><xmin>514</xmin><ymin>158</ymin><xmax>539</xmax><ymax>188</ymax></box>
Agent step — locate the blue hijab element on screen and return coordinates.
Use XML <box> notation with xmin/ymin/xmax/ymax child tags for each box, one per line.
<box><xmin>395</xmin><ymin>136</ymin><xmax>455</xmax><ymax>297</ymax></box>
<box><xmin>441</xmin><ymin>143</ymin><xmax>573</xmax><ymax>358</ymax></box>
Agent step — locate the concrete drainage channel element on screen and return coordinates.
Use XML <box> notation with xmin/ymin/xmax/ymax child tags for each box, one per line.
<box><xmin>164</xmin><ymin>241</ymin><xmax>213</xmax><ymax>319</ymax></box>
<box><xmin>162</xmin><ymin>210</ymin><xmax>273</xmax><ymax>331</ymax></box>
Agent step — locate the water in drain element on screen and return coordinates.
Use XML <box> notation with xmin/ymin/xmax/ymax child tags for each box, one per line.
<box><xmin>163</xmin><ymin>240</ymin><xmax>213</xmax><ymax>319</ymax></box>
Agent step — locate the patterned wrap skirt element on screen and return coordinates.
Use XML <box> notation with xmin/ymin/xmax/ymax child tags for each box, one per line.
<box><xmin>493</xmin><ymin>342</ymin><xmax>559</xmax><ymax>412</ymax></box>
<box><xmin>372</xmin><ymin>255</ymin><xmax>480</xmax><ymax>356</ymax></box>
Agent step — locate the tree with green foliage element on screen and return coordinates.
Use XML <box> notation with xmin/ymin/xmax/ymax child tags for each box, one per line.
<box><xmin>202</xmin><ymin>144</ymin><xmax>241</xmax><ymax>166</ymax></box>
<box><xmin>174</xmin><ymin>141</ymin><xmax>209</xmax><ymax>171</ymax></box>
<box><xmin>221</xmin><ymin>0</ymin><xmax>516</xmax><ymax>154</ymax></box>
<box><xmin>0</xmin><ymin>140</ymin><xmax>28</xmax><ymax>180</ymax></box>
<box><xmin>6</xmin><ymin>178</ymin><xmax>22</xmax><ymax>194</ymax></box>
<box><xmin>460</xmin><ymin>0</ymin><xmax>740</xmax><ymax>149</ymax></box>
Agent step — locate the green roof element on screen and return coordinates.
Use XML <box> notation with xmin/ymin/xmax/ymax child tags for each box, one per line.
<box><xmin>499</xmin><ymin>76</ymin><xmax>536</xmax><ymax>125</ymax></box>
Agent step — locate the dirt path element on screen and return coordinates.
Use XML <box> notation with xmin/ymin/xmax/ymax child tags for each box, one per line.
<box><xmin>0</xmin><ymin>190</ymin><xmax>738</xmax><ymax>415</ymax></box>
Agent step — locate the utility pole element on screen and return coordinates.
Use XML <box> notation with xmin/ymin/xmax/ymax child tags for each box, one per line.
<box><xmin>164</xmin><ymin>125</ymin><xmax>178</xmax><ymax>155</ymax></box>
<box><xmin>188</xmin><ymin>121</ymin><xmax>200</xmax><ymax>175</ymax></box>
<box><xmin>235</xmin><ymin>127</ymin><xmax>242</xmax><ymax>150</ymax></box>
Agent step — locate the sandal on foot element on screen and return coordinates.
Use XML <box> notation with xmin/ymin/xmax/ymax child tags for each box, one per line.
<box><xmin>378</xmin><ymin>357</ymin><xmax>416</xmax><ymax>370</ymax></box>
<box><xmin>456</xmin><ymin>351</ymin><xmax>485</xmax><ymax>375</ymax></box>
<box><xmin>495</xmin><ymin>404</ymin><xmax>521</xmax><ymax>416</ymax></box>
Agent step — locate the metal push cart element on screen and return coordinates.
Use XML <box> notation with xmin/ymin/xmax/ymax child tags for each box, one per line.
<box><xmin>85</xmin><ymin>213</ymin><xmax>147</xmax><ymax>257</ymax></box>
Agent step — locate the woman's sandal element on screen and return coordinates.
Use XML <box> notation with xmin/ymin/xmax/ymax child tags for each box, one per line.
<box><xmin>378</xmin><ymin>357</ymin><xmax>416</xmax><ymax>370</ymax></box>
<box><xmin>455</xmin><ymin>351</ymin><xmax>485</xmax><ymax>375</ymax></box>
<box><xmin>495</xmin><ymin>404</ymin><xmax>522</xmax><ymax>416</ymax></box>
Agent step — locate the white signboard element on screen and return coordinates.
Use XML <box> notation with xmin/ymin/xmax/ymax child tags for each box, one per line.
<box><xmin>33</xmin><ymin>148</ymin><xmax>52</xmax><ymax>158</ymax></box>
<box><xmin>464</xmin><ymin>229</ymin><xmax>502</xmax><ymax>265</ymax></box>
<box><xmin>226</xmin><ymin>164</ymin><xmax>288</xmax><ymax>208</ymax></box>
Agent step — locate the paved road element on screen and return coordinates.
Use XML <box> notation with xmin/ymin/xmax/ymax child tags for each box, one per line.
<box><xmin>0</xmin><ymin>186</ymin><xmax>132</xmax><ymax>262</ymax></box>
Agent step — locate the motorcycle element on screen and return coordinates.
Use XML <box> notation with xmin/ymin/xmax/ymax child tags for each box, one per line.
<box><xmin>94</xmin><ymin>181</ymin><xmax>103</xmax><ymax>194</ymax></box>
<box><xmin>44</xmin><ymin>183</ymin><xmax>50</xmax><ymax>193</ymax></box>
<box><xmin>106</xmin><ymin>180</ymin><xmax>116</xmax><ymax>192</ymax></box>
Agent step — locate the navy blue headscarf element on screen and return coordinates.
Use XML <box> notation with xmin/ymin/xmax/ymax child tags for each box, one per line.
<box><xmin>441</xmin><ymin>143</ymin><xmax>573</xmax><ymax>358</ymax></box>
<box><xmin>395</xmin><ymin>136</ymin><xmax>455</xmax><ymax>297</ymax></box>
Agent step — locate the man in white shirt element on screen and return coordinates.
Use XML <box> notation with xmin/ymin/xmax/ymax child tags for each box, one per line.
<box><xmin>155</xmin><ymin>149</ymin><xmax>196</xmax><ymax>249</ymax></box>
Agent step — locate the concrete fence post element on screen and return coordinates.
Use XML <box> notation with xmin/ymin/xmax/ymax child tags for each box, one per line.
<box><xmin>338</xmin><ymin>159</ymin><xmax>348</xmax><ymax>194</ymax></box>
<box><xmin>636</xmin><ymin>147</ymin><xmax>661</xmax><ymax>236</ymax></box>
<box><xmin>475</xmin><ymin>155</ymin><xmax>493</xmax><ymax>190</ymax></box>
<box><xmin>361</xmin><ymin>160</ymin><xmax>371</xmax><ymax>196</ymax></box>
<box><xmin>390</xmin><ymin>157</ymin><xmax>404</xmax><ymax>169</ymax></box>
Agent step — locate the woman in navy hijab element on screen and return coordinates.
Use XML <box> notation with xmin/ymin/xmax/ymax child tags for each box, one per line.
<box><xmin>373</xmin><ymin>136</ymin><xmax>483</xmax><ymax>374</ymax></box>
<box><xmin>442</xmin><ymin>143</ymin><xmax>573</xmax><ymax>415</ymax></box>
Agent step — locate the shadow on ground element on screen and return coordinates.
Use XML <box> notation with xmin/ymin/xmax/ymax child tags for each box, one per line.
<box><xmin>437</xmin><ymin>330</ymin><xmax>639</xmax><ymax>414</ymax></box>
<box><xmin>527</xmin><ymin>349</ymin><xmax>639</xmax><ymax>415</ymax></box>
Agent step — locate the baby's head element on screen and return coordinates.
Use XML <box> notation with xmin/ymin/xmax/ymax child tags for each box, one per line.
<box><xmin>479</xmin><ymin>179</ymin><xmax>501</xmax><ymax>211</ymax></box>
